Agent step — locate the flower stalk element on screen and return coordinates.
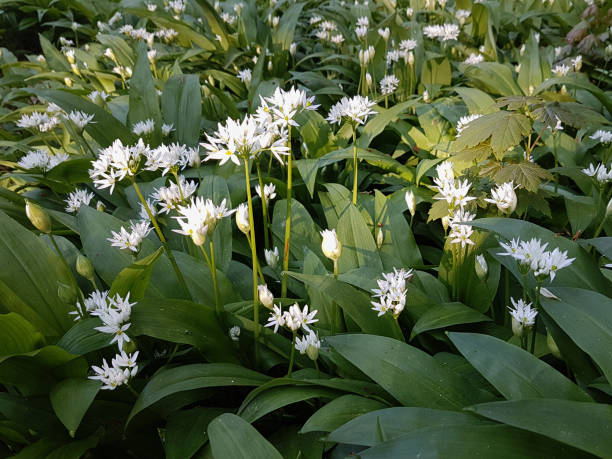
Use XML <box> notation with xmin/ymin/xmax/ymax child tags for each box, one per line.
<box><xmin>244</xmin><ymin>158</ymin><xmax>260</xmax><ymax>365</ymax></box>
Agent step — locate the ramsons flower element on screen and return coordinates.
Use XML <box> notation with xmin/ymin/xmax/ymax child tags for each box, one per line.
<box><xmin>485</xmin><ymin>182</ymin><xmax>517</xmax><ymax>214</ymax></box>
<box><xmin>326</xmin><ymin>95</ymin><xmax>376</xmax><ymax>126</ymax></box>
<box><xmin>65</xmin><ymin>189</ymin><xmax>95</xmax><ymax>213</ymax></box>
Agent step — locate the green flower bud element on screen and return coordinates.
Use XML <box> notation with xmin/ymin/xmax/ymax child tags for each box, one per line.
<box><xmin>547</xmin><ymin>332</ymin><xmax>562</xmax><ymax>359</ymax></box>
<box><xmin>76</xmin><ymin>254</ymin><xmax>95</xmax><ymax>280</ymax></box>
<box><xmin>25</xmin><ymin>200</ymin><xmax>52</xmax><ymax>234</ymax></box>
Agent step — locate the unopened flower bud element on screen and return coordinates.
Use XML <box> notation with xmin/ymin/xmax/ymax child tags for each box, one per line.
<box><xmin>272</xmin><ymin>16</ymin><xmax>279</xmax><ymax>28</ymax></box>
<box><xmin>64</xmin><ymin>77</ymin><xmax>73</xmax><ymax>87</ymax></box>
<box><xmin>96</xmin><ymin>201</ymin><xmax>106</xmax><ymax>212</ymax></box>
<box><xmin>306</xmin><ymin>343</ymin><xmax>319</xmax><ymax>361</ymax></box>
<box><xmin>560</xmin><ymin>84</ymin><xmax>567</xmax><ymax>95</ymax></box>
<box><xmin>547</xmin><ymin>332</ymin><xmax>562</xmax><ymax>359</ymax></box>
<box><xmin>267</xmin><ymin>60</ymin><xmax>273</xmax><ymax>71</ymax></box>
<box><xmin>365</xmin><ymin>72</ymin><xmax>372</xmax><ymax>88</ymax></box>
<box><xmin>188</xmin><ymin>230</ymin><xmax>205</xmax><ymax>247</ymax></box>
<box><xmin>405</xmin><ymin>190</ymin><xmax>415</xmax><ymax>216</ymax></box>
<box><xmin>376</xmin><ymin>228</ymin><xmax>384</xmax><ymax>248</ymax></box>
<box><xmin>606</xmin><ymin>197</ymin><xmax>612</xmax><ymax>218</ymax></box>
<box><xmin>25</xmin><ymin>200</ymin><xmax>52</xmax><ymax>234</ymax></box>
<box><xmin>320</xmin><ymin>229</ymin><xmax>342</xmax><ymax>261</ymax></box>
<box><xmin>475</xmin><ymin>254</ymin><xmax>488</xmax><ymax>280</ymax></box>
<box><xmin>290</xmin><ymin>42</ymin><xmax>297</xmax><ymax>55</ymax></box>
<box><xmin>57</xmin><ymin>281</ymin><xmax>77</xmax><ymax>304</ymax></box>
<box><xmin>258</xmin><ymin>284</ymin><xmax>274</xmax><ymax>309</ymax></box>
<box><xmin>76</xmin><ymin>254</ymin><xmax>95</xmax><ymax>280</ymax></box>
<box><xmin>265</xmin><ymin>247</ymin><xmax>279</xmax><ymax>267</ymax></box>
<box><xmin>511</xmin><ymin>317</ymin><xmax>525</xmax><ymax>337</ymax></box>
<box><xmin>441</xmin><ymin>215</ymin><xmax>450</xmax><ymax>231</ymax></box>
<box><xmin>236</xmin><ymin>203</ymin><xmax>250</xmax><ymax>235</ymax></box>
<box><xmin>407</xmin><ymin>51</ymin><xmax>415</xmax><ymax>66</ymax></box>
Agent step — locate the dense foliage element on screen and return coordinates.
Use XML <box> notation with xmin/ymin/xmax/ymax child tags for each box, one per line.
<box><xmin>1</xmin><ymin>0</ymin><xmax>612</xmax><ymax>457</ymax></box>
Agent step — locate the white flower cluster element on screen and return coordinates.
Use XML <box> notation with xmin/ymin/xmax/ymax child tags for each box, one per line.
<box><xmin>448</xmin><ymin>209</ymin><xmax>476</xmax><ymax>247</ymax></box>
<box><xmin>433</xmin><ymin>161</ymin><xmax>478</xmax><ymax>247</ymax></box>
<box><xmin>326</xmin><ymin>95</ymin><xmax>377</xmax><ymax>126</ymax></box>
<box><xmin>144</xmin><ymin>143</ymin><xmax>200</xmax><ymax>175</ymax></box>
<box><xmin>90</xmin><ymin>350</ymin><xmax>139</xmax><ymax>390</ymax></box>
<box><xmin>464</xmin><ymin>53</ymin><xmax>484</xmax><ymax>65</ymax></box>
<box><xmin>256</xmin><ymin>183</ymin><xmax>276</xmax><ymax>201</ymax></box>
<box><xmin>173</xmin><ymin>196</ymin><xmax>235</xmax><ymax>246</ymax></box>
<box><xmin>552</xmin><ymin>63</ymin><xmax>570</xmax><ymax>77</ymax></box>
<box><xmin>150</xmin><ymin>175</ymin><xmax>198</xmax><ymax>213</ymax></box>
<box><xmin>17</xmin><ymin>150</ymin><xmax>69</xmax><ymax>172</ymax></box>
<box><xmin>423</xmin><ymin>24</ymin><xmax>460</xmax><ymax>42</ymax></box>
<box><xmin>265</xmin><ymin>246</ymin><xmax>280</xmax><ymax>267</ymax></box>
<box><xmin>380</xmin><ymin>75</ymin><xmax>400</xmax><ymax>95</ymax></box>
<box><xmin>499</xmin><ymin>238</ymin><xmax>575</xmax><ymax>281</ymax></box>
<box><xmin>132</xmin><ymin>119</ymin><xmax>155</xmax><ymax>136</ymax></box>
<box><xmin>371</xmin><ymin>268</ymin><xmax>414</xmax><ymax>318</ymax></box>
<box><xmin>265</xmin><ymin>303</ymin><xmax>320</xmax><ymax>358</ymax></box>
<box><xmin>89</xmin><ymin>139</ymin><xmax>149</xmax><ymax>193</ymax></box>
<box><xmin>237</xmin><ymin>68</ymin><xmax>252</xmax><ymax>84</ymax></box>
<box><xmin>107</xmin><ymin>220</ymin><xmax>152</xmax><ymax>253</ymax></box>
<box><xmin>508</xmin><ymin>298</ymin><xmax>537</xmax><ymax>336</ymax></box>
<box><xmin>73</xmin><ymin>290</ymin><xmax>135</xmax><ymax>350</ymax></box>
<box><xmin>65</xmin><ymin>189</ymin><xmax>95</xmax><ymax>213</ymax></box>
<box><xmin>455</xmin><ymin>114</ymin><xmax>482</xmax><ymax>136</ymax></box>
<box><xmin>582</xmin><ymin>163</ymin><xmax>612</xmax><ymax>183</ymax></box>
<box><xmin>265</xmin><ymin>303</ymin><xmax>318</xmax><ymax>333</ymax></box>
<box><xmin>16</xmin><ymin>111</ymin><xmax>61</xmax><ymax>132</ymax></box>
<box><xmin>590</xmin><ymin>130</ymin><xmax>612</xmax><ymax>145</ymax></box>
<box><xmin>485</xmin><ymin>181</ymin><xmax>518</xmax><ymax>214</ymax></box>
<box><xmin>355</xmin><ymin>16</ymin><xmax>368</xmax><ymax>39</ymax></box>
<box><xmin>315</xmin><ymin>20</ymin><xmax>341</xmax><ymax>43</ymax></box>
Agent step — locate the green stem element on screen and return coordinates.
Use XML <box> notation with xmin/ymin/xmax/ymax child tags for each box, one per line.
<box><xmin>49</xmin><ymin>233</ymin><xmax>85</xmax><ymax>311</ymax></box>
<box><xmin>131</xmin><ymin>179</ymin><xmax>190</xmax><ymax>299</ymax></box>
<box><xmin>90</xmin><ymin>277</ymin><xmax>98</xmax><ymax>290</ymax></box>
<box><xmin>281</xmin><ymin>129</ymin><xmax>293</xmax><ymax>298</ymax></box>
<box><xmin>331</xmin><ymin>259</ymin><xmax>339</xmax><ymax>335</ymax></box>
<box><xmin>504</xmin><ymin>268</ymin><xmax>510</xmax><ymax>327</ymax></box>
<box><xmin>287</xmin><ymin>331</ymin><xmax>297</xmax><ymax>377</ymax></box>
<box><xmin>530</xmin><ymin>282</ymin><xmax>542</xmax><ymax>354</ymax></box>
<box><xmin>244</xmin><ymin>158</ymin><xmax>260</xmax><ymax>366</ymax></box>
<box><xmin>593</xmin><ymin>186</ymin><xmax>612</xmax><ymax>239</ymax></box>
<box><xmin>246</xmin><ymin>233</ymin><xmax>266</xmax><ymax>283</ymax></box>
<box><xmin>352</xmin><ymin>126</ymin><xmax>358</xmax><ymax>205</ymax></box>
<box><xmin>172</xmin><ymin>170</ymin><xmax>185</xmax><ymax>202</ymax></box>
<box><xmin>209</xmin><ymin>240</ymin><xmax>222</xmax><ymax>319</ymax></box>
<box><xmin>256</xmin><ymin>162</ymin><xmax>270</xmax><ymax>249</ymax></box>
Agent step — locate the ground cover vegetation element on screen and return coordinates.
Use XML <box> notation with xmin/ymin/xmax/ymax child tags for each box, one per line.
<box><xmin>1</xmin><ymin>0</ymin><xmax>612</xmax><ymax>457</ymax></box>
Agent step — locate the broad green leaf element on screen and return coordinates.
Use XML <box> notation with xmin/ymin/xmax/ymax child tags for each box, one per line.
<box><xmin>328</xmin><ymin>407</ymin><xmax>490</xmax><ymax>447</ymax></box>
<box><xmin>128</xmin><ymin>364</ymin><xmax>270</xmax><ymax>424</ymax></box>
<box><xmin>411</xmin><ymin>303</ymin><xmax>491</xmax><ymax>338</ymax></box>
<box><xmin>357</xmin><ymin>100</ymin><xmax>418</xmax><ymax>148</ymax></box>
<box><xmin>358</xmin><ymin>424</ymin><xmax>588</xmax><ymax>458</ymax></box>
<box><xmin>336</xmin><ymin>204</ymin><xmax>383</xmax><ymax>274</ymax></box>
<box><xmin>454</xmin><ymin>87</ymin><xmax>498</xmax><ymax>114</ymax></box>
<box><xmin>0</xmin><ymin>392</ymin><xmax>62</xmax><ymax>434</ymax></box>
<box><xmin>207</xmin><ymin>413</ymin><xmax>283</xmax><ymax>459</ymax></box>
<box><xmin>57</xmin><ymin>318</ymin><xmax>112</xmax><ymax>355</ymax></box>
<box><xmin>448</xmin><ymin>332</ymin><xmax>591</xmax><ymax>402</ymax></box>
<box><xmin>421</xmin><ymin>58</ymin><xmax>451</xmax><ymax>86</ymax></box>
<box><xmin>534</xmin><ymin>75</ymin><xmax>612</xmax><ymax>115</ymax></box>
<box><xmin>464</xmin><ymin>62</ymin><xmax>523</xmax><ymax>96</ymax></box>
<box><xmin>493</xmin><ymin>161</ymin><xmax>552</xmax><ymax>192</ymax></box>
<box><xmin>128</xmin><ymin>43</ymin><xmax>162</xmax><ymax>143</ymax></box>
<box><xmin>564</xmin><ymin>195</ymin><xmax>597</xmax><ymax>235</ymax></box>
<box><xmin>165</xmin><ymin>407</ymin><xmax>226</xmax><ymax>459</ymax></box>
<box><xmin>0</xmin><ymin>211</ymin><xmax>73</xmax><ymax>338</ymax></box>
<box><xmin>273</xmin><ymin>3</ymin><xmax>304</xmax><ymax>50</ymax></box>
<box><xmin>161</xmin><ymin>74</ymin><xmax>202</xmax><ymax>147</ymax></box>
<box><xmin>542</xmin><ymin>287</ymin><xmax>612</xmax><ymax>385</ymax></box>
<box><xmin>517</xmin><ymin>33</ymin><xmax>548</xmax><ymax>96</ymax></box>
<box><xmin>301</xmin><ymin>394</ymin><xmax>387</xmax><ymax>434</ymax></box>
<box><xmin>469</xmin><ymin>399</ymin><xmax>612</xmax><ymax>457</ymax></box>
<box><xmin>327</xmin><ymin>334</ymin><xmax>490</xmax><ymax>410</ymax></box>
<box><xmin>0</xmin><ymin>313</ymin><xmax>43</xmax><ymax>355</ymax></box>
<box><xmin>38</xmin><ymin>34</ymin><xmax>70</xmax><ymax>72</ymax></box>
<box><xmin>534</xmin><ymin>102</ymin><xmax>610</xmax><ymax>130</ymax></box>
<box><xmin>317</xmin><ymin>147</ymin><xmax>414</xmax><ymax>182</ymax></box>
<box><xmin>109</xmin><ymin>247</ymin><xmax>163</xmax><ymax>300</ymax></box>
<box><xmin>50</xmin><ymin>378</ymin><xmax>100</xmax><ymax>436</ymax></box>
<box><xmin>238</xmin><ymin>384</ymin><xmax>340</xmax><ymax>423</ymax></box>
<box><xmin>454</xmin><ymin>111</ymin><xmax>531</xmax><ymax>154</ymax></box>
<box><xmin>129</xmin><ymin>298</ymin><xmax>237</xmax><ymax>363</ymax></box>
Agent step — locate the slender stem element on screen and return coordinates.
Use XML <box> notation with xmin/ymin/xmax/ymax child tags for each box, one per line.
<box><xmin>530</xmin><ymin>282</ymin><xmax>541</xmax><ymax>354</ymax></box>
<box><xmin>209</xmin><ymin>240</ymin><xmax>222</xmax><ymax>318</ymax></box>
<box><xmin>593</xmin><ymin>186</ymin><xmax>612</xmax><ymax>239</ymax></box>
<box><xmin>281</xmin><ymin>129</ymin><xmax>293</xmax><ymax>298</ymax></box>
<box><xmin>244</xmin><ymin>158</ymin><xmax>260</xmax><ymax>366</ymax></box>
<box><xmin>166</xmin><ymin>343</ymin><xmax>180</xmax><ymax>364</ymax></box>
<box><xmin>352</xmin><ymin>126</ymin><xmax>358</xmax><ymax>205</ymax></box>
<box><xmin>131</xmin><ymin>179</ymin><xmax>190</xmax><ymax>298</ymax></box>
<box><xmin>246</xmin><ymin>233</ymin><xmax>266</xmax><ymax>283</ymax></box>
<box><xmin>314</xmin><ymin>358</ymin><xmax>320</xmax><ymax>378</ymax></box>
<box><xmin>287</xmin><ymin>331</ymin><xmax>297</xmax><ymax>377</ymax></box>
<box><xmin>90</xmin><ymin>277</ymin><xmax>98</xmax><ymax>290</ymax></box>
<box><xmin>504</xmin><ymin>269</ymin><xmax>510</xmax><ymax>326</ymax></box>
<box><xmin>199</xmin><ymin>243</ymin><xmax>212</xmax><ymax>268</ymax></box>
<box><xmin>49</xmin><ymin>233</ymin><xmax>85</xmax><ymax>311</ymax></box>
<box><xmin>331</xmin><ymin>259</ymin><xmax>339</xmax><ymax>335</ymax></box>
<box><xmin>126</xmin><ymin>384</ymin><xmax>140</xmax><ymax>398</ymax></box>
<box><xmin>256</xmin><ymin>162</ymin><xmax>270</xmax><ymax>249</ymax></box>
<box><xmin>172</xmin><ymin>170</ymin><xmax>185</xmax><ymax>202</ymax></box>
